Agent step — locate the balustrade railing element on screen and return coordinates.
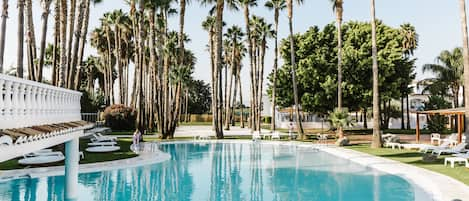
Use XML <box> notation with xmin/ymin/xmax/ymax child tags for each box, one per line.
<box><xmin>0</xmin><ymin>74</ymin><xmax>82</xmax><ymax>129</ymax></box>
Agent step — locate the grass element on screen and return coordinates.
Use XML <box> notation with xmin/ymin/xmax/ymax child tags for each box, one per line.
<box><xmin>0</xmin><ymin>139</ymin><xmax>137</xmax><ymax>171</ymax></box>
<box><xmin>347</xmin><ymin>144</ymin><xmax>469</xmax><ymax>185</ymax></box>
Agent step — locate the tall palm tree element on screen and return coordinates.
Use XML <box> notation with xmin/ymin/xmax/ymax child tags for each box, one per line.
<box><xmin>423</xmin><ymin>48</ymin><xmax>463</xmax><ymax>108</ymax></box>
<box><xmin>17</xmin><ymin>0</ymin><xmax>25</xmax><ymax>78</ymax></box>
<box><xmin>286</xmin><ymin>0</ymin><xmax>304</xmax><ymax>139</ymax></box>
<box><xmin>329</xmin><ymin>0</ymin><xmax>344</xmax><ymax>139</ymax></box>
<box><xmin>202</xmin><ymin>15</ymin><xmax>217</xmax><ymax>127</ymax></box>
<box><xmin>265</xmin><ymin>0</ymin><xmax>285</xmax><ymax>132</ymax></box>
<box><xmin>0</xmin><ymin>0</ymin><xmax>8</xmax><ymax>74</ymax></box>
<box><xmin>370</xmin><ymin>0</ymin><xmax>381</xmax><ymax>148</ymax></box>
<box><xmin>224</xmin><ymin>25</ymin><xmax>244</xmax><ymax>130</ymax></box>
<box><xmin>238</xmin><ymin>0</ymin><xmax>257</xmax><ymax>131</ymax></box>
<box><xmin>399</xmin><ymin>23</ymin><xmax>418</xmax><ymax>130</ymax></box>
<box><xmin>459</xmin><ymin>0</ymin><xmax>469</xmax><ymax>142</ymax></box>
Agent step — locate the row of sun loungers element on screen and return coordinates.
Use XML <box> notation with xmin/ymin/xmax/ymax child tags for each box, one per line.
<box><xmin>86</xmin><ymin>133</ymin><xmax>120</xmax><ymax>153</ymax></box>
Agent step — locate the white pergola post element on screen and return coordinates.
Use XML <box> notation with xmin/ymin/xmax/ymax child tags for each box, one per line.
<box><xmin>65</xmin><ymin>138</ymin><xmax>79</xmax><ymax>201</ymax></box>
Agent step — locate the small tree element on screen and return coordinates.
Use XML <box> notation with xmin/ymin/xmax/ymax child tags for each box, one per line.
<box><xmin>328</xmin><ymin>108</ymin><xmax>354</xmax><ymax>142</ymax></box>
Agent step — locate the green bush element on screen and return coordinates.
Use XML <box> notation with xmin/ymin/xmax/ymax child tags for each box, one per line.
<box><xmin>263</xmin><ymin>116</ymin><xmax>272</xmax><ymax>123</ymax></box>
<box><xmin>103</xmin><ymin>104</ymin><xmax>136</xmax><ymax>130</ymax></box>
<box><xmin>424</xmin><ymin>96</ymin><xmax>451</xmax><ymax>133</ymax></box>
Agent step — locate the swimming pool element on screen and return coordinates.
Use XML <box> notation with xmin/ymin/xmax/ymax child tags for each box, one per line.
<box><xmin>0</xmin><ymin>142</ymin><xmax>429</xmax><ymax>201</ymax></box>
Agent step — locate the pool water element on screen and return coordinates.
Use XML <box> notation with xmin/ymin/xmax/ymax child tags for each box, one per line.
<box><xmin>0</xmin><ymin>142</ymin><xmax>420</xmax><ymax>201</ymax></box>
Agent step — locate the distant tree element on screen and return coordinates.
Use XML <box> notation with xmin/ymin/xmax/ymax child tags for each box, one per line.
<box><xmin>187</xmin><ymin>80</ymin><xmax>212</xmax><ymax>114</ymax></box>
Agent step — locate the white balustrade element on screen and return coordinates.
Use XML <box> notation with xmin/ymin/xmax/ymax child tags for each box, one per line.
<box><xmin>0</xmin><ymin>74</ymin><xmax>82</xmax><ymax>129</ymax></box>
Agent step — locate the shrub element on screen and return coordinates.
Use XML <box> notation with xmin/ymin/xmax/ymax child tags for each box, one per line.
<box><xmin>103</xmin><ymin>104</ymin><xmax>136</xmax><ymax>130</ymax></box>
<box><xmin>263</xmin><ymin>116</ymin><xmax>272</xmax><ymax>123</ymax></box>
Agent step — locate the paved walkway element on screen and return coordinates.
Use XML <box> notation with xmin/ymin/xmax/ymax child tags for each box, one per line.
<box><xmin>173</xmin><ymin>126</ymin><xmax>270</xmax><ymax>138</ymax></box>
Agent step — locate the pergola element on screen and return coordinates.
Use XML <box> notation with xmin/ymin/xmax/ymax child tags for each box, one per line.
<box><xmin>414</xmin><ymin>107</ymin><xmax>465</xmax><ymax>143</ymax></box>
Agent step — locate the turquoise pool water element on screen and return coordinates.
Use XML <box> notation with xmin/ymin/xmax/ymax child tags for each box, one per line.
<box><xmin>0</xmin><ymin>142</ymin><xmax>420</xmax><ymax>201</ymax></box>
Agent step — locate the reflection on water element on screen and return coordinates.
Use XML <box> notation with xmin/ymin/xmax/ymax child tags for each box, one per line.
<box><xmin>0</xmin><ymin>143</ymin><xmax>416</xmax><ymax>201</ymax></box>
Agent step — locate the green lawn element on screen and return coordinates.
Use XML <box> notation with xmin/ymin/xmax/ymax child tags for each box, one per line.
<box><xmin>347</xmin><ymin>144</ymin><xmax>469</xmax><ymax>185</ymax></box>
<box><xmin>0</xmin><ymin>139</ymin><xmax>137</xmax><ymax>171</ymax></box>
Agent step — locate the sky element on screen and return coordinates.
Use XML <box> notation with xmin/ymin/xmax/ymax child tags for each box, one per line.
<box><xmin>1</xmin><ymin>0</ymin><xmax>465</xmax><ymax>101</ymax></box>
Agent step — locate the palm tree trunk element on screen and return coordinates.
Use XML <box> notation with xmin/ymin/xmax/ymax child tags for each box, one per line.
<box><xmin>258</xmin><ymin>40</ymin><xmax>266</xmax><ymax>131</ymax></box>
<box><xmin>0</xmin><ymin>0</ymin><xmax>8</xmax><ymax>74</ymax></box>
<box><xmin>459</xmin><ymin>0</ymin><xmax>469</xmax><ymax>142</ymax></box>
<box><xmin>17</xmin><ymin>0</ymin><xmax>25</xmax><ymax>78</ymax></box>
<box><xmin>52</xmin><ymin>0</ymin><xmax>59</xmax><ymax>86</ymax></box>
<box><xmin>69</xmin><ymin>0</ymin><xmax>85</xmax><ymax>89</ymax></box>
<box><xmin>66</xmin><ymin>0</ymin><xmax>76</xmax><ymax>85</ymax></box>
<box><xmin>406</xmin><ymin>94</ymin><xmax>410</xmax><ymax>129</ymax></box>
<box><xmin>25</xmin><ymin>0</ymin><xmax>37</xmax><ymax>81</ymax></box>
<box><xmin>74</xmin><ymin>0</ymin><xmax>90</xmax><ymax>90</ymax></box>
<box><xmin>214</xmin><ymin>0</ymin><xmax>224</xmax><ymax>138</ymax></box>
<box><xmin>37</xmin><ymin>0</ymin><xmax>52</xmax><ymax>82</ymax></box>
<box><xmin>401</xmin><ymin>95</ymin><xmax>405</xmax><ymax>129</ymax></box>
<box><xmin>271</xmin><ymin>8</ymin><xmax>279</xmax><ymax>131</ymax></box>
<box><xmin>238</xmin><ymin>73</ymin><xmax>244</xmax><ymax>128</ymax></box>
<box><xmin>225</xmin><ymin>61</ymin><xmax>234</xmax><ymax>130</ymax></box>
<box><xmin>58</xmin><ymin>0</ymin><xmax>68</xmax><ymax>87</ymax></box>
<box><xmin>370</xmin><ymin>0</ymin><xmax>382</xmax><ymax>148</ymax></box>
<box><xmin>287</xmin><ymin>0</ymin><xmax>304</xmax><ymax>139</ymax></box>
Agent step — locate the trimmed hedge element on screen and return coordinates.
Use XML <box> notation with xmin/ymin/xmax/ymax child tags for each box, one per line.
<box><xmin>103</xmin><ymin>104</ymin><xmax>136</xmax><ymax>130</ymax></box>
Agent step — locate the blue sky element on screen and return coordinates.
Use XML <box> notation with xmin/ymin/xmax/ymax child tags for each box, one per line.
<box><xmin>2</xmin><ymin>0</ymin><xmax>464</xmax><ymax>98</ymax></box>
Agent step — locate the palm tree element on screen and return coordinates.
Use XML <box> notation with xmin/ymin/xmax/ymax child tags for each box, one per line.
<box><xmin>399</xmin><ymin>23</ymin><xmax>418</xmax><ymax>130</ymax></box>
<box><xmin>0</xmin><ymin>0</ymin><xmax>8</xmax><ymax>74</ymax></box>
<box><xmin>224</xmin><ymin>25</ymin><xmax>244</xmax><ymax>130</ymax></box>
<box><xmin>265</xmin><ymin>0</ymin><xmax>286</xmax><ymax>131</ymax></box>
<box><xmin>329</xmin><ymin>0</ymin><xmax>344</xmax><ymax>139</ymax></box>
<box><xmin>286</xmin><ymin>0</ymin><xmax>304</xmax><ymax>139</ymax></box>
<box><xmin>370</xmin><ymin>0</ymin><xmax>381</xmax><ymax>148</ymax></box>
<box><xmin>423</xmin><ymin>48</ymin><xmax>463</xmax><ymax>108</ymax></box>
<box><xmin>458</xmin><ymin>0</ymin><xmax>469</xmax><ymax>142</ymax></box>
<box><xmin>202</xmin><ymin>15</ymin><xmax>217</xmax><ymax>127</ymax></box>
<box><xmin>17</xmin><ymin>0</ymin><xmax>25</xmax><ymax>78</ymax></box>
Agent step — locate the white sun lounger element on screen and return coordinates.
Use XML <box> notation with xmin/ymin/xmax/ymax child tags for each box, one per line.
<box><xmin>18</xmin><ymin>152</ymin><xmax>65</xmax><ymax>165</ymax></box>
<box><xmin>432</xmin><ymin>143</ymin><xmax>467</xmax><ymax>156</ymax></box>
<box><xmin>271</xmin><ymin>131</ymin><xmax>281</xmax><ymax>140</ymax></box>
<box><xmin>252</xmin><ymin>131</ymin><xmax>262</xmax><ymax>141</ymax></box>
<box><xmin>0</xmin><ymin>135</ymin><xmax>13</xmax><ymax>146</ymax></box>
<box><xmin>419</xmin><ymin>141</ymin><xmax>451</xmax><ymax>153</ymax></box>
<box><xmin>91</xmin><ymin>133</ymin><xmax>117</xmax><ymax>142</ymax></box>
<box><xmin>88</xmin><ymin>141</ymin><xmax>117</xmax><ymax>146</ymax></box>
<box><xmin>86</xmin><ymin>145</ymin><xmax>120</xmax><ymax>153</ymax></box>
<box><xmin>445</xmin><ymin>151</ymin><xmax>469</xmax><ymax>168</ymax></box>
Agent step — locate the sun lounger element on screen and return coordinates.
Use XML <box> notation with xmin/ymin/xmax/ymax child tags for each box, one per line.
<box><xmin>0</xmin><ymin>135</ymin><xmax>13</xmax><ymax>146</ymax></box>
<box><xmin>419</xmin><ymin>141</ymin><xmax>451</xmax><ymax>153</ymax></box>
<box><xmin>86</xmin><ymin>145</ymin><xmax>120</xmax><ymax>153</ymax></box>
<box><xmin>432</xmin><ymin>143</ymin><xmax>467</xmax><ymax>156</ymax></box>
<box><xmin>88</xmin><ymin>141</ymin><xmax>117</xmax><ymax>146</ymax></box>
<box><xmin>271</xmin><ymin>131</ymin><xmax>281</xmax><ymax>140</ymax></box>
<box><xmin>252</xmin><ymin>131</ymin><xmax>261</xmax><ymax>141</ymax></box>
<box><xmin>19</xmin><ymin>152</ymin><xmax>65</xmax><ymax>165</ymax></box>
<box><xmin>91</xmin><ymin>133</ymin><xmax>117</xmax><ymax>142</ymax></box>
<box><xmin>441</xmin><ymin>133</ymin><xmax>458</xmax><ymax>146</ymax></box>
<box><xmin>444</xmin><ymin>151</ymin><xmax>469</xmax><ymax>168</ymax></box>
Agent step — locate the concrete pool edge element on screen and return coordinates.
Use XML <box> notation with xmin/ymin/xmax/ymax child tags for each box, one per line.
<box><xmin>0</xmin><ymin>151</ymin><xmax>171</xmax><ymax>181</ymax></box>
